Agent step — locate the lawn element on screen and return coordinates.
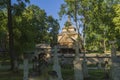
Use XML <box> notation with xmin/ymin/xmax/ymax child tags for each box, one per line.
<box><xmin>0</xmin><ymin>65</ymin><xmax>107</xmax><ymax>80</ymax></box>
<box><xmin>0</xmin><ymin>69</ymin><xmax>23</xmax><ymax>80</ymax></box>
<box><xmin>62</xmin><ymin>67</ymin><xmax>105</xmax><ymax>80</ymax></box>
<box><xmin>0</xmin><ymin>65</ymin><xmax>109</xmax><ymax>80</ymax></box>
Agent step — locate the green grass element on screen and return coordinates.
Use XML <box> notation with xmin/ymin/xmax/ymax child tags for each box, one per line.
<box><xmin>61</xmin><ymin>64</ymin><xmax>106</xmax><ymax>80</ymax></box>
<box><xmin>0</xmin><ymin>70</ymin><xmax>23</xmax><ymax>80</ymax></box>
<box><xmin>62</xmin><ymin>68</ymin><xmax>74</xmax><ymax>80</ymax></box>
<box><xmin>0</xmin><ymin>65</ymin><xmax>107</xmax><ymax>80</ymax></box>
<box><xmin>88</xmin><ymin>70</ymin><xmax>105</xmax><ymax>80</ymax></box>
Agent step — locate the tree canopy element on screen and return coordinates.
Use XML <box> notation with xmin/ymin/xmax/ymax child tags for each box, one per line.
<box><xmin>59</xmin><ymin>0</ymin><xmax>120</xmax><ymax>52</ymax></box>
<box><xmin>0</xmin><ymin>1</ymin><xmax>59</xmax><ymax>70</ymax></box>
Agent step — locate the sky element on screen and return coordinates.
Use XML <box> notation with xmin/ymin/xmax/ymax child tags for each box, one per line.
<box><xmin>29</xmin><ymin>0</ymin><xmax>67</xmax><ymax>31</ymax></box>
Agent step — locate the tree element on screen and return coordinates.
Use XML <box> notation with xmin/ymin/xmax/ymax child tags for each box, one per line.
<box><xmin>61</xmin><ymin>0</ymin><xmax>120</xmax><ymax>53</ymax></box>
<box><xmin>26</xmin><ymin>5</ymin><xmax>48</xmax><ymax>43</ymax></box>
<box><xmin>7</xmin><ymin>0</ymin><xmax>15</xmax><ymax>70</ymax></box>
<box><xmin>0</xmin><ymin>0</ymin><xmax>30</xmax><ymax>71</ymax></box>
<box><xmin>59</xmin><ymin>1</ymin><xmax>85</xmax><ymax>79</ymax></box>
<box><xmin>112</xmin><ymin>4</ymin><xmax>120</xmax><ymax>50</ymax></box>
<box><xmin>1</xmin><ymin>0</ymin><xmax>60</xmax><ymax>71</ymax></box>
<box><xmin>13</xmin><ymin>5</ymin><xmax>35</xmax><ymax>56</ymax></box>
<box><xmin>47</xmin><ymin>16</ymin><xmax>60</xmax><ymax>46</ymax></box>
<box><xmin>25</xmin><ymin>5</ymin><xmax>59</xmax><ymax>45</ymax></box>
<box><xmin>12</xmin><ymin>5</ymin><xmax>59</xmax><ymax>71</ymax></box>
<box><xmin>0</xmin><ymin>9</ymin><xmax>8</xmax><ymax>51</ymax></box>
<box><xmin>82</xmin><ymin>0</ymin><xmax>120</xmax><ymax>52</ymax></box>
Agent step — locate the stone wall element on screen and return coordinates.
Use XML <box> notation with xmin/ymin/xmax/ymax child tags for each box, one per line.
<box><xmin>58</xmin><ymin>53</ymin><xmax>112</xmax><ymax>65</ymax></box>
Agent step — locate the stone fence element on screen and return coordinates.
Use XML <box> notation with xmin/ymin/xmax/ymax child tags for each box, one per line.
<box><xmin>50</xmin><ymin>53</ymin><xmax>119</xmax><ymax>65</ymax></box>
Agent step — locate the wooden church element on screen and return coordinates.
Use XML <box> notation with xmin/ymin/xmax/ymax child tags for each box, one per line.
<box><xmin>57</xmin><ymin>17</ymin><xmax>82</xmax><ymax>54</ymax></box>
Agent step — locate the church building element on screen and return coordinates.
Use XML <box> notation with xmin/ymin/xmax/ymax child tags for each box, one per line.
<box><xmin>57</xmin><ymin>17</ymin><xmax>82</xmax><ymax>54</ymax></box>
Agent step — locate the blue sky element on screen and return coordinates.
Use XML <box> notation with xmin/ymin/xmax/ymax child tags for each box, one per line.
<box><xmin>29</xmin><ymin>0</ymin><xmax>67</xmax><ymax>30</ymax></box>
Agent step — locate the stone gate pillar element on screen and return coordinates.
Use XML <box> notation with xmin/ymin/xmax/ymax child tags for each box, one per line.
<box><xmin>73</xmin><ymin>43</ymin><xmax>83</xmax><ymax>80</ymax></box>
<box><xmin>53</xmin><ymin>46</ymin><xmax>63</xmax><ymax>80</ymax></box>
<box><xmin>23</xmin><ymin>53</ymin><xmax>29</xmax><ymax>80</ymax></box>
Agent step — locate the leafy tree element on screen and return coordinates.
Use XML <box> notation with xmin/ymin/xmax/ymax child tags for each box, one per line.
<box><xmin>59</xmin><ymin>0</ymin><xmax>120</xmax><ymax>53</ymax></box>
<box><xmin>81</xmin><ymin>0</ymin><xmax>111</xmax><ymax>52</ymax></box>
<box><xmin>9</xmin><ymin>4</ymin><xmax>60</xmax><ymax>71</ymax></box>
<box><xmin>13</xmin><ymin>6</ymin><xmax>35</xmax><ymax>55</ymax></box>
<box><xmin>0</xmin><ymin>0</ymin><xmax>30</xmax><ymax>71</ymax></box>
<box><xmin>47</xmin><ymin>16</ymin><xmax>60</xmax><ymax>46</ymax></box>
<box><xmin>0</xmin><ymin>9</ymin><xmax>8</xmax><ymax>51</ymax></box>
<box><xmin>26</xmin><ymin>5</ymin><xmax>48</xmax><ymax>43</ymax></box>
<box><xmin>83</xmin><ymin>0</ymin><xmax>120</xmax><ymax>52</ymax></box>
<box><xmin>0</xmin><ymin>0</ymin><xmax>59</xmax><ymax>71</ymax></box>
<box><xmin>8</xmin><ymin>0</ymin><xmax>17</xmax><ymax>70</ymax></box>
<box><xmin>112</xmin><ymin>4</ymin><xmax>120</xmax><ymax>50</ymax></box>
<box><xmin>26</xmin><ymin>5</ymin><xmax>59</xmax><ymax>45</ymax></box>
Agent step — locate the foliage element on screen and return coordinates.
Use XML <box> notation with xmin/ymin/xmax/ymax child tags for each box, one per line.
<box><xmin>0</xmin><ymin>0</ymin><xmax>59</xmax><ymax>70</ymax></box>
<box><xmin>0</xmin><ymin>4</ymin><xmax>60</xmax><ymax>54</ymax></box>
<box><xmin>112</xmin><ymin>4</ymin><xmax>120</xmax><ymax>50</ymax></box>
<box><xmin>13</xmin><ymin>6</ymin><xmax>35</xmax><ymax>54</ymax></box>
<box><xmin>0</xmin><ymin>9</ymin><xmax>8</xmax><ymax>51</ymax></box>
<box><xmin>26</xmin><ymin>5</ymin><xmax>48</xmax><ymax>44</ymax></box>
<box><xmin>47</xmin><ymin>16</ymin><xmax>60</xmax><ymax>46</ymax></box>
<box><xmin>59</xmin><ymin>0</ymin><xmax>120</xmax><ymax>52</ymax></box>
<box><xmin>25</xmin><ymin>5</ymin><xmax>60</xmax><ymax>45</ymax></box>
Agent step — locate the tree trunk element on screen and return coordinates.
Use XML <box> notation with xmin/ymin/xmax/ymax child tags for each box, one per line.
<box><xmin>7</xmin><ymin>0</ymin><xmax>15</xmax><ymax>71</ymax></box>
<box><xmin>103</xmin><ymin>39</ymin><xmax>106</xmax><ymax>53</ymax></box>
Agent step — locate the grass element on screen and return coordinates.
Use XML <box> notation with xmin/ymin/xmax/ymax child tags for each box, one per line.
<box><xmin>61</xmin><ymin>64</ymin><xmax>106</xmax><ymax>80</ymax></box>
<box><xmin>0</xmin><ymin>69</ymin><xmax>23</xmax><ymax>80</ymax></box>
<box><xmin>0</xmin><ymin>64</ymin><xmax>107</xmax><ymax>80</ymax></box>
<box><xmin>0</xmin><ymin>69</ymin><xmax>106</xmax><ymax>80</ymax></box>
<box><xmin>62</xmin><ymin>68</ymin><xmax>74</xmax><ymax>80</ymax></box>
<box><xmin>88</xmin><ymin>70</ymin><xmax>105</xmax><ymax>80</ymax></box>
